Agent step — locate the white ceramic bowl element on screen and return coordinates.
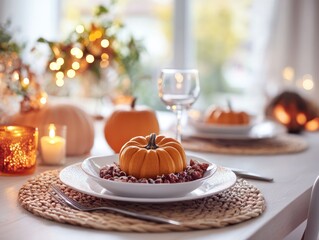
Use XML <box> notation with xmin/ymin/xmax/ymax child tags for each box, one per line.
<box><xmin>81</xmin><ymin>154</ymin><xmax>217</xmax><ymax>198</ymax></box>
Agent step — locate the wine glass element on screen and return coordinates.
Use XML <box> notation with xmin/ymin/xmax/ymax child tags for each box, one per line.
<box><xmin>158</xmin><ymin>69</ymin><xmax>200</xmax><ymax>142</ymax></box>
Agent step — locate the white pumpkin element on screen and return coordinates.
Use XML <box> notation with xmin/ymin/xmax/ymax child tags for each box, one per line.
<box><xmin>9</xmin><ymin>104</ymin><xmax>95</xmax><ymax>156</ymax></box>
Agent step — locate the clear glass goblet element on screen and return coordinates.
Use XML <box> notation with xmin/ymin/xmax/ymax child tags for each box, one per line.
<box><xmin>158</xmin><ymin>69</ymin><xmax>200</xmax><ymax>142</ymax></box>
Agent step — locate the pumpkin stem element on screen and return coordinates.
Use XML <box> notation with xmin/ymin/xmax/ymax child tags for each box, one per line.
<box><xmin>131</xmin><ymin>97</ymin><xmax>137</xmax><ymax>109</ymax></box>
<box><xmin>145</xmin><ymin>133</ymin><xmax>158</xmax><ymax>150</ymax></box>
<box><xmin>227</xmin><ymin>99</ymin><xmax>233</xmax><ymax>112</ymax></box>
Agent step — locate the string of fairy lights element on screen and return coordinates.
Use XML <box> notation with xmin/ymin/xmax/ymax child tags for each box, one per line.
<box><xmin>45</xmin><ymin>22</ymin><xmax>116</xmax><ymax>88</ymax></box>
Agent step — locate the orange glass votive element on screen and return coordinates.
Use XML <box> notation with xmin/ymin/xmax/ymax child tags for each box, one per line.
<box><xmin>0</xmin><ymin>126</ymin><xmax>38</xmax><ymax>175</ymax></box>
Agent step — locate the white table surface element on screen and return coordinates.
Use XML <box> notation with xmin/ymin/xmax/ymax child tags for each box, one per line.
<box><xmin>1</xmin><ymin>115</ymin><xmax>319</xmax><ymax>240</ymax></box>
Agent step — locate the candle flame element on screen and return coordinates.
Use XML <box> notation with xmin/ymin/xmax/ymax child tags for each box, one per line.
<box><xmin>49</xmin><ymin>124</ymin><xmax>56</xmax><ymax>138</ymax></box>
<box><xmin>305</xmin><ymin>117</ymin><xmax>319</xmax><ymax>131</ymax></box>
<box><xmin>273</xmin><ymin>105</ymin><xmax>291</xmax><ymax>124</ymax></box>
<box><xmin>296</xmin><ymin>113</ymin><xmax>307</xmax><ymax>125</ymax></box>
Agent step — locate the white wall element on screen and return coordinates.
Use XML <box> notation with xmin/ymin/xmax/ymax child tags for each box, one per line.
<box><xmin>0</xmin><ymin>0</ymin><xmax>60</xmax><ymax>71</ymax></box>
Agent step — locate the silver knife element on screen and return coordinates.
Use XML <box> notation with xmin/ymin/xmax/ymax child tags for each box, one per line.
<box><xmin>229</xmin><ymin>168</ymin><xmax>274</xmax><ymax>182</ymax></box>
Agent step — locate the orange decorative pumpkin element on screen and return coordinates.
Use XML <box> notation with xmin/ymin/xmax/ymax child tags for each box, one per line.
<box><xmin>119</xmin><ymin>133</ymin><xmax>187</xmax><ymax>179</ymax></box>
<box><xmin>205</xmin><ymin>106</ymin><xmax>250</xmax><ymax>125</ymax></box>
<box><xmin>104</xmin><ymin>98</ymin><xmax>160</xmax><ymax>153</ymax></box>
<box><xmin>9</xmin><ymin>104</ymin><xmax>94</xmax><ymax>156</ymax></box>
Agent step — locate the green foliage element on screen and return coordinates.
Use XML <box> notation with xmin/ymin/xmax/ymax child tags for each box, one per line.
<box><xmin>95</xmin><ymin>5</ymin><xmax>109</xmax><ymax>16</ymax></box>
<box><xmin>0</xmin><ymin>22</ymin><xmax>22</xmax><ymax>53</ymax></box>
<box><xmin>38</xmin><ymin>4</ymin><xmax>145</xmax><ymax>97</ymax></box>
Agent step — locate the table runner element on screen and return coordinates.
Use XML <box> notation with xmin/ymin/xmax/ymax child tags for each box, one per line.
<box><xmin>183</xmin><ymin>134</ymin><xmax>307</xmax><ymax>155</ymax></box>
<box><xmin>18</xmin><ymin>170</ymin><xmax>266</xmax><ymax>232</ymax></box>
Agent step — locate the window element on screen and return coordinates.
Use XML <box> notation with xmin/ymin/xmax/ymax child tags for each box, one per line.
<box><xmin>1</xmin><ymin>0</ymin><xmax>296</xmax><ymax>116</ymax></box>
<box><xmin>192</xmin><ymin>0</ymin><xmax>275</xmax><ymax>114</ymax></box>
<box><xmin>59</xmin><ymin>0</ymin><xmax>273</xmax><ymax>113</ymax></box>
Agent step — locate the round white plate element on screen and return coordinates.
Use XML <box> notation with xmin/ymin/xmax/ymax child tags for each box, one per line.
<box><xmin>184</xmin><ymin>120</ymin><xmax>286</xmax><ymax>140</ymax></box>
<box><xmin>81</xmin><ymin>155</ymin><xmax>217</xmax><ymax>198</ymax></box>
<box><xmin>189</xmin><ymin>120</ymin><xmax>254</xmax><ymax>133</ymax></box>
<box><xmin>59</xmin><ymin>163</ymin><xmax>236</xmax><ymax>203</ymax></box>
<box><xmin>189</xmin><ymin>117</ymin><xmax>256</xmax><ymax>134</ymax></box>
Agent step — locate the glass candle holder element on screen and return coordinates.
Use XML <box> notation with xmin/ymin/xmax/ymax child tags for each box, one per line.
<box><xmin>40</xmin><ymin>124</ymin><xmax>67</xmax><ymax>165</ymax></box>
<box><xmin>0</xmin><ymin>126</ymin><xmax>38</xmax><ymax>175</ymax></box>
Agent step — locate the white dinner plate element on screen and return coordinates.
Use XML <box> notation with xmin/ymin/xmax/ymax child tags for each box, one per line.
<box><xmin>188</xmin><ymin>109</ymin><xmax>263</xmax><ymax>134</ymax></box>
<box><xmin>81</xmin><ymin>155</ymin><xmax>217</xmax><ymax>198</ymax></box>
<box><xmin>184</xmin><ymin>120</ymin><xmax>286</xmax><ymax>140</ymax></box>
<box><xmin>189</xmin><ymin>116</ymin><xmax>258</xmax><ymax>134</ymax></box>
<box><xmin>59</xmin><ymin>163</ymin><xmax>236</xmax><ymax>203</ymax></box>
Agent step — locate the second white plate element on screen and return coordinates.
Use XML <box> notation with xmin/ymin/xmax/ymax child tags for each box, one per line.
<box><xmin>185</xmin><ymin>120</ymin><xmax>286</xmax><ymax>140</ymax></box>
<box><xmin>189</xmin><ymin>117</ymin><xmax>256</xmax><ymax>134</ymax></box>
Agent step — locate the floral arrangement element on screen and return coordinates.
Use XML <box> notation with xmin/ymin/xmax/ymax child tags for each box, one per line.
<box><xmin>0</xmin><ymin>22</ymin><xmax>47</xmax><ymax>118</ymax></box>
<box><xmin>39</xmin><ymin>5</ymin><xmax>144</xmax><ymax>97</ymax></box>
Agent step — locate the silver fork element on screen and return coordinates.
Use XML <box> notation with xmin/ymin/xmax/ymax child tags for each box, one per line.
<box><xmin>50</xmin><ymin>185</ymin><xmax>182</xmax><ymax>226</ymax></box>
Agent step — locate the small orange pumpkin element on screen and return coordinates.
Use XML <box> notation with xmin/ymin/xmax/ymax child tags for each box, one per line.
<box><xmin>119</xmin><ymin>133</ymin><xmax>187</xmax><ymax>179</ymax></box>
<box><xmin>205</xmin><ymin>103</ymin><xmax>250</xmax><ymax>125</ymax></box>
<box><xmin>104</xmin><ymin>98</ymin><xmax>160</xmax><ymax>153</ymax></box>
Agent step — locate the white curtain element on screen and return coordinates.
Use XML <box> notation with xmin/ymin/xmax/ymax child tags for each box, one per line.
<box><xmin>263</xmin><ymin>0</ymin><xmax>319</xmax><ymax>103</ymax></box>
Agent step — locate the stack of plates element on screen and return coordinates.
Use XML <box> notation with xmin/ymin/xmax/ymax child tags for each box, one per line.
<box><xmin>59</xmin><ymin>154</ymin><xmax>237</xmax><ymax>203</ymax></box>
<box><xmin>185</xmin><ymin>114</ymin><xmax>286</xmax><ymax>141</ymax></box>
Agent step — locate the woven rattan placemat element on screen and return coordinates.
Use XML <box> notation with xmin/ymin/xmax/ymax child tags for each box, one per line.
<box><xmin>18</xmin><ymin>170</ymin><xmax>265</xmax><ymax>232</ymax></box>
<box><xmin>182</xmin><ymin>134</ymin><xmax>307</xmax><ymax>155</ymax></box>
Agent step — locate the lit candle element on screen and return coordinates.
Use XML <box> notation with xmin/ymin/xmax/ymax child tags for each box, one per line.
<box><xmin>40</xmin><ymin>124</ymin><xmax>66</xmax><ymax>165</ymax></box>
